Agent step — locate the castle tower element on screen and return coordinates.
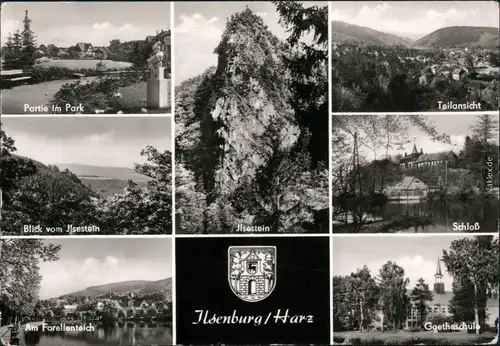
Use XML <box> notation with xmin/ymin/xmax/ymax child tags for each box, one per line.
<box><xmin>434</xmin><ymin>257</ymin><xmax>445</xmax><ymax>294</ymax></box>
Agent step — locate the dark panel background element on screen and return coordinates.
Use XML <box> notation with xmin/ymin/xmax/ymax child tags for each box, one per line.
<box><xmin>175</xmin><ymin>236</ymin><xmax>330</xmax><ymax>344</ymax></box>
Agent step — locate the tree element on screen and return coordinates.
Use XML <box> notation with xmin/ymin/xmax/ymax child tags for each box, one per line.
<box><xmin>487</xmin><ymin>52</ymin><xmax>500</xmax><ymax>67</ymax></box>
<box><xmin>410</xmin><ymin>278</ymin><xmax>433</xmax><ymax>329</ymax></box>
<box><xmin>469</xmin><ymin>114</ymin><xmax>499</xmax><ymax>143</ymax></box>
<box><xmin>135</xmin><ymin>308</ymin><xmax>147</xmax><ymax>318</ymax></box>
<box><xmin>2</xmin><ymin>11</ymin><xmax>36</xmax><ymax>69</ymax></box>
<box><xmin>377</xmin><ymin>261</ymin><xmax>410</xmax><ymax>331</ymax></box>
<box><xmin>332</xmin><ymin>276</ymin><xmax>355</xmax><ymax>331</ymax></box>
<box><xmin>133</xmin><ymin>146</ymin><xmax>172</xmax><ymax>232</ymax></box>
<box><xmin>21</xmin><ymin>10</ymin><xmax>37</xmax><ymax>68</ymax></box>
<box><xmin>43</xmin><ymin>310</ymin><xmax>54</xmax><ymax>320</ymax></box>
<box><xmin>96</xmin><ymin>146</ymin><xmax>172</xmax><ymax>234</ymax></box>
<box><xmin>449</xmin><ymin>279</ymin><xmax>476</xmax><ymax>326</ymax></box>
<box><xmin>442</xmin><ymin>235</ymin><xmax>499</xmax><ymax>335</ymax></box>
<box><xmin>2</xmin><ymin>31</ymin><xmax>23</xmax><ymax>69</ymax></box>
<box><xmin>273</xmin><ymin>1</ymin><xmax>328</xmax><ymax>167</ymax></box>
<box><xmin>147</xmin><ymin>306</ymin><xmax>158</xmax><ymax>317</ymax></box>
<box><xmin>97</xmin><ymin>300</ymin><xmax>123</xmax><ymax>324</ymax></box>
<box><xmin>175</xmin><ymin>161</ymin><xmax>205</xmax><ymax>233</ymax></box>
<box><xmin>52</xmin><ymin>306</ymin><xmax>66</xmax><ymax>319</ymax></box>
<box><xmin>2</xmin><ymin>34</ymin><xmax>20</xmax><ymax>70</ymax></box>
<box><xmin>0</xmin><ymin>124</ymin><xmax>37</xmax><ymax>205</ymax></box>
<box><xmin>0</xmin><ymin>239</ymin><xmax>60</xmax><ymax>325</ymax></box>
<box><xmin>347</xmin><ymin>266</ymin><xmax>379</xmax><ymax>331</ymax></box>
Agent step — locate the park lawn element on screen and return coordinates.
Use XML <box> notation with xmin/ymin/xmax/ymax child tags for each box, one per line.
<box><xmin>1</xmin><ymin>79</ymin><xmax>78</xmax><ymax>114</ymax></box>
<box><xmin>38</xmin><ymin>59</ymin><xmax>133</xmax><ymax>70</ymax></box>
<box><xmin>333</xmin><ymin>330</ymin><xmax>497</xmax><ymax>345</ymax></box>
<box><xmin>1</xmin><ymin>77</ymin><xmax>99</xmax><ymax>114</ymax></box>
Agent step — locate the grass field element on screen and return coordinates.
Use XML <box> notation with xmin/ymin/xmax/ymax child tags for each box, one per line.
<box><xmin>36</xmin><ymin>59</ymin><xmax>133</xmax><ymax>69</ymax></box>
<box><xmin>1</xmin><ymin>77</ymin><xmax>98</xmax><ymax>114</ymax></box>
<box><xmin>333</xmin><ymin>330</ymin><xmax>497</xmax><ymax>345</ymax></box>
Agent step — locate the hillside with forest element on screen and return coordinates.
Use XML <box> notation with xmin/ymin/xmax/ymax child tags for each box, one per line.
<box><xmin>413</xmin><ymin>26</ymin><xmax>500</xmax><ymax>49</ymax></box>
<box><xmin>175</xmin><ymin>4</ymin><xmax>329</xmax><ymax>234</ymax></box>
<box><xmin>65</xmin><ymin>278</ymin><xmax>172</xmax><ymax>298</ymax></box>
<box><xmin>331</xmin><ymin>22</ymin><xmax>499</xmax><ymax>49</ymax></box>
<box><xmin>331</xmin><ymin>21</ymin><xmax>412</xmax><ymax>46</ymax></box>
<box><xmin>0</xmin><ymin>126</ymin><xmax>172</xmax><ymax>235</ymax></box>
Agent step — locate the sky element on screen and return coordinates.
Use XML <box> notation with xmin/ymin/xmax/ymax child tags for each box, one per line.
<box><xmin>1</xmin><ymin>117</ymin><xmax>172</xmax><ymax>168</ymax></box>
<box><xmin>330</xmin><ymin>1</ymin><xmax>500</xmax><ymax>40</ymax></box>
<box><xmin>174</xmin><ymin>1</ymin><xmax>326</xmax><ymax>84</ymax></box>
<box><xmin>38</xmin><ymin>238</ymin><xmax>173</xmax><ymax>299</ymax></box>
<box><xmin>331</xmin><ymin>235</ymin><xmax>498</xmax><ymax>291</ymax></box>
<box><xmin>1</xmin><ymin>2</ymin><xmax>171</xmax><ymax>47</ymax></box>
<box><xmin>340</xmin><ymin>114</ymin><xmax>499</xmax><ymax>161</ymax></box>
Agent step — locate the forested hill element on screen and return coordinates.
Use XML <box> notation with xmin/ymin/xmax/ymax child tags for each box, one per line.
<box><xmin>413</xmin><ymin>26</ymin><xmax>500</xmax><ymax>48</ymax></box>
<box><xmin>9</xmin><ymin>154</ymin><xmax>95</xmax><ymax>200</ymax></box>
<box><xmin>64</xmin><ymin>278</ymin><xmax>172</xmax><ymax>298</ymax></box>
<box><xmin>331</xmin><ymin>21</ymin><xmax>412</xmax><ymax>46</ymax></box>
<box><xmin>175</xmin><ymin>7</ymin><xmax>329</xmax><ymax>234</ymax></box>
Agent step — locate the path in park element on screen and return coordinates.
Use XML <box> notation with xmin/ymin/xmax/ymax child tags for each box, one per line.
<box><xmin>1</xmin><ymin>77</ymin><xmax>97</xmax><ymax>114</ymax></box>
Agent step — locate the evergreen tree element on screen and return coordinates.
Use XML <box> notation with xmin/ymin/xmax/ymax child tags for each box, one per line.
<box><xmin>449</xmin><ymin>279</ymin><xmax>475</xmax><ymax>325</ymax></box>
<box><xmin>21</xmin><ymin>10</ymin><xmax>37</xmax><ymax>68</ymax></box>
<box><xmin>273</xmin><ymin>1</ymin><xmax>328</xmax><ymax>167</ymax></box>
<box><xmin>5</xmin><ymin>30</ymin><xmax>24</xmax><ymax>69</ymax></box>
<box><xmin>410</xmin><ymin>278</ymin><xmax>434</xmax><ymax>328</ymax></box>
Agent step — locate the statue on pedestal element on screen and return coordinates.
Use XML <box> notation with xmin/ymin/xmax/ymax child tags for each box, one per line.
<box><xmin>146</xmin><ymin>39</ymin><xmax>170</xmax><ymax>109</ymax></box>
<box><xmin>147</xmin><ymin>41</ymin><xmax>164</xmax><ymax>79</ymax></box>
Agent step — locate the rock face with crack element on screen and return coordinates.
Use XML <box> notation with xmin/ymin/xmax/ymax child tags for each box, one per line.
<box><xmin>175</xmin><ymin>8</ymin><xmax>328</xmax><ymax>233</ymax></box>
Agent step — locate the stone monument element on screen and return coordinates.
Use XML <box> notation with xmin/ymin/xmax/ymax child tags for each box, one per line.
<box><xmin>147</xmin><ymin>40</ymin><xmax>170</xmax><ymax>109</ymax></box>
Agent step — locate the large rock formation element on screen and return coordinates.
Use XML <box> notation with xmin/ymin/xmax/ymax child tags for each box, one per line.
<box><xmin>175</xmin><ymin>8</ymin><xmax>327</xmax><ymax>233</ymax></box>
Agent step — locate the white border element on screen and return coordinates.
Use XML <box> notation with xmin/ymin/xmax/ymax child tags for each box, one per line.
<box><xmin>330</xmin><ymin>233</ymin><xmax>498</xmax><ymax>238</ymax></box>
<box><xmin>170</xmin><ymin>3</ymin><xmax>177</xmax><ymax>345</ymax></box>
<box><xmin>3</xmin><ymin>233</ymin><xmax>496</xmax><ymax>240</ymax></box>
<box><xmin>0</xmin><ymin>114</ymin><xmax>172</xmax><ymax>118</ymax></box>
<box><xmin>1</xmin><ymin>1</ymin><xmax>499</xmax><ymax>345</ymax></box>
<box><xmin>328</xmin><ymin>2</ymin><xmax>333</xmax><ymax>344</ymax></box>
<box><xmin>331</xmin><ymin>111</ymin><xmax>499</xmax><ymax>116</ymax></box>
<box><xmin>175</xmin><ymin>233</ymin><xmax>330</xmax><ymax>238</ymax></box>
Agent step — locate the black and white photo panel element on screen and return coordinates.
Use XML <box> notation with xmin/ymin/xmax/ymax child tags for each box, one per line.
<box><xmin>1</xmin><ymin>2</ymin><xmax>172</xmax><ymax>114</ymax></box>
<box><xmin>174</xmin><ymin>1</ymin><xmax>330</xmax><ymax>234</ymax></box>
<box><xmin>331</xmin><ymin>235</ymin><xmax>499</xmax><ymax>346</ymax></box>
<box><xmin>331</xmin><ymin>113</ymin><xmax>499</xmax><ymax>233</ymax></box>
<box><xmin>175</xmin><ymin>236</ymin><xmax>330</xmax><ymax>344</ymax></box>
<box><xmin>330</xmin><ymin>1</ymin><xmax>500</xmax><ymax>112</ymax></box>
<box><xmin>0</xmin><ymin>237</ymin><xmax>173</xmax><ymax>345</ymax></box>
<box><xmin>0</xmin><ymin>116</ymin><xmax>172</xmax><ymax>235</ymax></box>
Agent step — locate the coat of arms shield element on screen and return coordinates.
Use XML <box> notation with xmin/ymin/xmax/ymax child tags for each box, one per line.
<box><xmin>228</xmin><ymin>246</ymin><xmax>276</xmax><ymax>302</ymax></box>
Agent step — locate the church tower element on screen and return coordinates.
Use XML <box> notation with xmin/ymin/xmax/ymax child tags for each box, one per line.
<box><xmin>434</xmin><ymin>257</ymin><xmax>445</xmax><ymax>294</ymax></box>
<box><xmin>411</xmin><ymin>139</ymin><xmax>419</xmax><ymax>156</ymax></box>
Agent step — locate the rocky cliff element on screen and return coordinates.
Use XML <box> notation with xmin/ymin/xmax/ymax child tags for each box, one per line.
<box><xmin>176</xmin><ymin>8</ymin><xmax>328</xmax><ymax>233</ymax></box>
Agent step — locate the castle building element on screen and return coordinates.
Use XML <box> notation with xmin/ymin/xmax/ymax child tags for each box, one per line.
<box><xmin>405</xmin><ymin>258</ymin><xmax>499</xmax><ymax>329</ymax></box>
<box><xmin>398</xmin><ymin>140</ymin><xmax>458</xmax><ymax>170</ymax></box>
